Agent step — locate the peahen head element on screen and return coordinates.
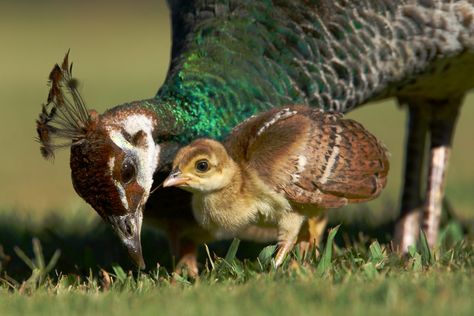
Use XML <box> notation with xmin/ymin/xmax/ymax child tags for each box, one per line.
<box><xmin>36</xmin><ymin>53</ymin><xmax>161</xmax><ymax>269</ymax></box>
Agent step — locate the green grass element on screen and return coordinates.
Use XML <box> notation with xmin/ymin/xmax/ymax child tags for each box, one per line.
<box><xmin>2</xmin><ymin>212</ymin><xmax>471</xmax><ymax>312</ymax></box>
<box><xmin>0</xmin><ymin>214</ymin><xmax>473</xmax><ymax>316</ymax></box>
<box><xmin>1</xmin><ymin>272</ymin><xmax>473</xmax><ymax>316</ymax></box>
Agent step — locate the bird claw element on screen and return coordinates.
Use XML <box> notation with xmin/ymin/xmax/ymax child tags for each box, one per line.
<box><xmin>274</xmin><ymin>242</ymin><xmax>292</xmax><ymax>268</ymax></box>
<box><xmin>174</xmin><ymin>252</ymin><xmax>199</xmax><ymax>278</ymax></box>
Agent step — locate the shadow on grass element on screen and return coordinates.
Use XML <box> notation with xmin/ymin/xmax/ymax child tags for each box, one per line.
<box><xmin>0</xmin><ymin>203</ymin><xmax>470</xmax><ymax>283</ymax></box>
<box><xmin>0</xmin><ymin>211</ymin><xmax>160</xmax><ymax>280</ymax></box>
<box><xmin>0</xmin><ymin>210</ymin><xmax>279</xmax><ymax>281</ymax></box>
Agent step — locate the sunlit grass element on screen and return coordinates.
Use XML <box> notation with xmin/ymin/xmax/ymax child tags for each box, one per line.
<box><xmin>0</xmin><ymin>218</ymin><xmax>472</xmax><ymax>316</ymax></box>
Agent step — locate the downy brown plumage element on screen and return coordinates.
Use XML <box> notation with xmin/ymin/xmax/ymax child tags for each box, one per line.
<box><xmin>164</xmin><ymin>106</ymin><xmax>390</xmax><ymax>266</ymax></box>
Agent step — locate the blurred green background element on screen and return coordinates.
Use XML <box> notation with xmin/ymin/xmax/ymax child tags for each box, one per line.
<box><xmin>0</xmin><ymin>0</ymin><xmax>473</xmax><ymax>224</ymax></box>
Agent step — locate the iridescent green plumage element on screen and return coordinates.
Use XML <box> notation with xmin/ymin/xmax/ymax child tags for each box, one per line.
<box><xmin>126</xmin><ymin>0</ymin><xmax>473</xmax><ymax>146</ymax></box>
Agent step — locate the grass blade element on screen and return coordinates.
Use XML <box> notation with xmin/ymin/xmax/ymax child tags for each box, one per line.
<box><xmin>44</xmin><ymin>250</ymin><xmax>61</xmax><ymax>274</ymax></box>
<box><xmin>112</xmin><ymin>265</ymin><xmax>127</xmax><ymax>283</ymax></box>
<box><xmin>204</xmin><ymin>244</ymin><xmax>215</xmax><ymax>271</ymax></box>
<box><xmin>412</xmin><ymin>252</ymin><xmax>423</xmax><ymax>272</ymax></box>
<box><xmin>419</xmin><ymin>229</ymin><xmax>434</xmax><ymax>265</ymax></box>
<box><xmin>408</xmin><ymin>245</ymin><xmax>418</xmax><ymax>258</ymax></box>
<box><xmin>363</xmin><ymin>262</ymin><xmax>378</xmax><ymax>279</ymax></box>
<box><xmin>317</xmin><ymin>225</ymin><xmax>340</xmax><ymax>276</ymax></box>
<box><xmin>32</xmin><ymin>238</ymin><xmax>45</xmax><ymax>270</ymax></box>
<box><xmin>369</xmin><ymin>241</ymin><xmax>384</xmax><ymax>263</ymax></box>
<box><xmin>258</xmin><ymin>244</ymin><xmax>277</xmax><ymax>268</ymax></box>
<box><xmin>224</xmin><ymin>238</ymin><xmax>240</xmax><ymax>263</ymax></box>
<box><xmin>13</xmin><ymin>247</ymin><xmax>36</xmax><ymax>271</ymax></box>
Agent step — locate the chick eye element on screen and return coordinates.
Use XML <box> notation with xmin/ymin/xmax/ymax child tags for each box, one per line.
<box><xmin>195</xmin><ymin>160</ymin><xmax>209</xmax><ymax>172</ymax></box>
<box><xmin>121</xmin><ymin>159</ymin><xmax>136</xmax><ymax>184</ymax></box>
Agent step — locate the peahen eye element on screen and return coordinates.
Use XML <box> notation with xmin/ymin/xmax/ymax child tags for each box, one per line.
<box><xmin>195</xmin><ymin>159</ymin><xmax>209</xmax><ymax>173</ymax></box>
<box><xmin>121</xmin><ymin>159</ymin><xmax>137</xmax><ymax>184</ymax></box>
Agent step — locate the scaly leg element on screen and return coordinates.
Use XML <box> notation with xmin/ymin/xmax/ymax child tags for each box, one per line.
<box><xmin>297</xmin><ymin>213</ymin><xmax>328</xmax><ymax>258</ymax></box>
<box><xmin>394</xmin><ymin>102</ymin><xmax>429</xmax><ymax>253</ymax></box>
<box><xmin>168</xmin><ymin>229</ymin><xmax>199</xmax><ymax>278</ymax></box>
<box><xmin>422</xmin><ymin>97</ymin><xmax>461</xmax><ymax>247</ymax></box>
<box><xmin>394</xmin><ymin>97</ymin><xmax>462</xmax><ymax>251</ymax></box>
<box><xmin>174</xmin><ymin>238</ymin><xmax>199</xmax><ymax>278</ymax></box>
<box><xmin>275</xmin><ymin>212</ymin><xmax>305</xmax><ymax>267</ymax></box>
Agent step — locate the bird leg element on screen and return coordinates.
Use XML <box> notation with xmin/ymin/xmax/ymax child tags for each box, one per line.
<box><xmin>275</xmin><ymin>212</ymin><xmax>305</xmax><ymax>267</ymax></box>
<box><xmin>394</xmin><ymin>102</ymin><xmax>429</xmax><ymax>253</ymax></box>
<box><xmin>394</xmin><ymin>97</ymin><xmax>461</xmax><ymax>252</ymax></box>
<box><xmin>174</xmin><ymin>239</ymin><xmax>199</xmax><ymax>278</ymax></box>
<box><xmin>422</xmin><ymin>98</ymin><xmax>461</xmax><ymax>247</ymax></box>
<box><xmin>168</xmin><ymin>231</ymin><xmax>199</xmax><ymax>278</ymax></box>
<box><xmin>297</xmin><ymin>213</ymin><xmax>328</xmax><ymax>259</ymax></box>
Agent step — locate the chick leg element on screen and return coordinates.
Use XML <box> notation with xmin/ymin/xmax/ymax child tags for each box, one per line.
<box><xmin>297</xmin><ymin>213</ymin><xmax>328</xmax><ymax>258</ymax></box>
<box><xmin>275</xmin><ymin>212</ymin><xmax>305</xmax><ymax>267</ymax></box>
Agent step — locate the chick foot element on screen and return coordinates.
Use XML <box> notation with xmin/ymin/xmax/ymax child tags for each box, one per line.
<box><xmin>297</xmin><ymin>213</ymin><xmax>328</xmax><ymax>259</ymax></box>
<box><xmin>275</xmin><ymin>212</ymin><xmax>305</xmax><ymax>267</ymax></box>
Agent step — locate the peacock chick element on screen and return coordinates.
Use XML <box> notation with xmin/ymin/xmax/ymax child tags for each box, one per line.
<box><xmin>163</xmin><ymin>106</ymin><xmax>390</xmax><ymax>267</ymax></box>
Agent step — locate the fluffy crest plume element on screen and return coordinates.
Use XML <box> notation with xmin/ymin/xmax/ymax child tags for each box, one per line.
<box><xmin>36</xmin><ymin>51</ymin><xmax>96</xmax><ymax>159</ymax></box>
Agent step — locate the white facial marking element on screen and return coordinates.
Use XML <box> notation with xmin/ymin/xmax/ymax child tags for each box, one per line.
<box><xmin>108</xmin><ymin>156</ymin><xmax>115</xmax><ymax>176</ymax></box>
<box><xmin>114</xmin><ymin>179</ymin><xmax>129</xmax><ymax>210</ymax></box>
<box><xmin>107</xmin><ymin>114</ymin><xmax>160</xmax><ymax>211</ymax></box>
<box><xmin>122</xmin><ymin>114</ymin><xmax>155</xmax><ymax>136</ymax></box>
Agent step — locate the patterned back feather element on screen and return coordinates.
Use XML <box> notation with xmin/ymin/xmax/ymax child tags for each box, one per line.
<box><xmin>41</xmin><ymin>2</ymin><xmax>474</xmax><ymax>151</ymax></box>
<box><xmin>139</xmin><ymin>0</ymin><xmax>474</xmax><ymax>144</ymax></box>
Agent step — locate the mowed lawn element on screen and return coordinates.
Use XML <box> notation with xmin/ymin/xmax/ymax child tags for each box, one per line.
<box><xmin>0</xmin><ymin>228</ymin><xmax>473</xmax><ymax>316</ymax></box>
<box><xmin>0</xmin><ymin>2</ymin><xmax>473</xmax><ymax>315</ymax></box>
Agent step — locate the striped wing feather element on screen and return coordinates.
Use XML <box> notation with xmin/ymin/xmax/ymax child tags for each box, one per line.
<box><xmin>294</xmin><ymin>114</ymin><xmax>390</xmax><ymax>206</ymax></box>
<box><xmin>225</xmin><ymin>107</ymin><xmax>301</xmax><ymax>164</ymax></box>
<box><xmin>227</xmin><ymin>106</ymin><xmax>389</xmax><ymax>209</ymax></box>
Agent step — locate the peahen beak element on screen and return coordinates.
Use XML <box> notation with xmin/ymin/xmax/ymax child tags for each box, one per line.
<box><xmin>163</xmin><ymin>168</ymin><xmax>190</xmax><ymax>187</ymax></box>
<box><xmin>107</xmin><ymin>210</ymin><xmax>145</xmax><ymax>269</ymax></box>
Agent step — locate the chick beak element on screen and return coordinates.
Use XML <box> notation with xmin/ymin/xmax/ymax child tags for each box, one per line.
<box><xmin>107</xmin><ymin>210</ymin><xmax>145</xmax><ymax>270</ymax></box>
<box><xmin>163</xmin><ymin>168</ymin><xmax>190</xmax><ymax>187</ymax></box>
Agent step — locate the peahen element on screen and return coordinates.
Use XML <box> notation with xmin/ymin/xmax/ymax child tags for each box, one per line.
<box><xmin>37</xmin><ymin>0</ymin><xmax>474</xmax><ymax>269</ymax></box>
